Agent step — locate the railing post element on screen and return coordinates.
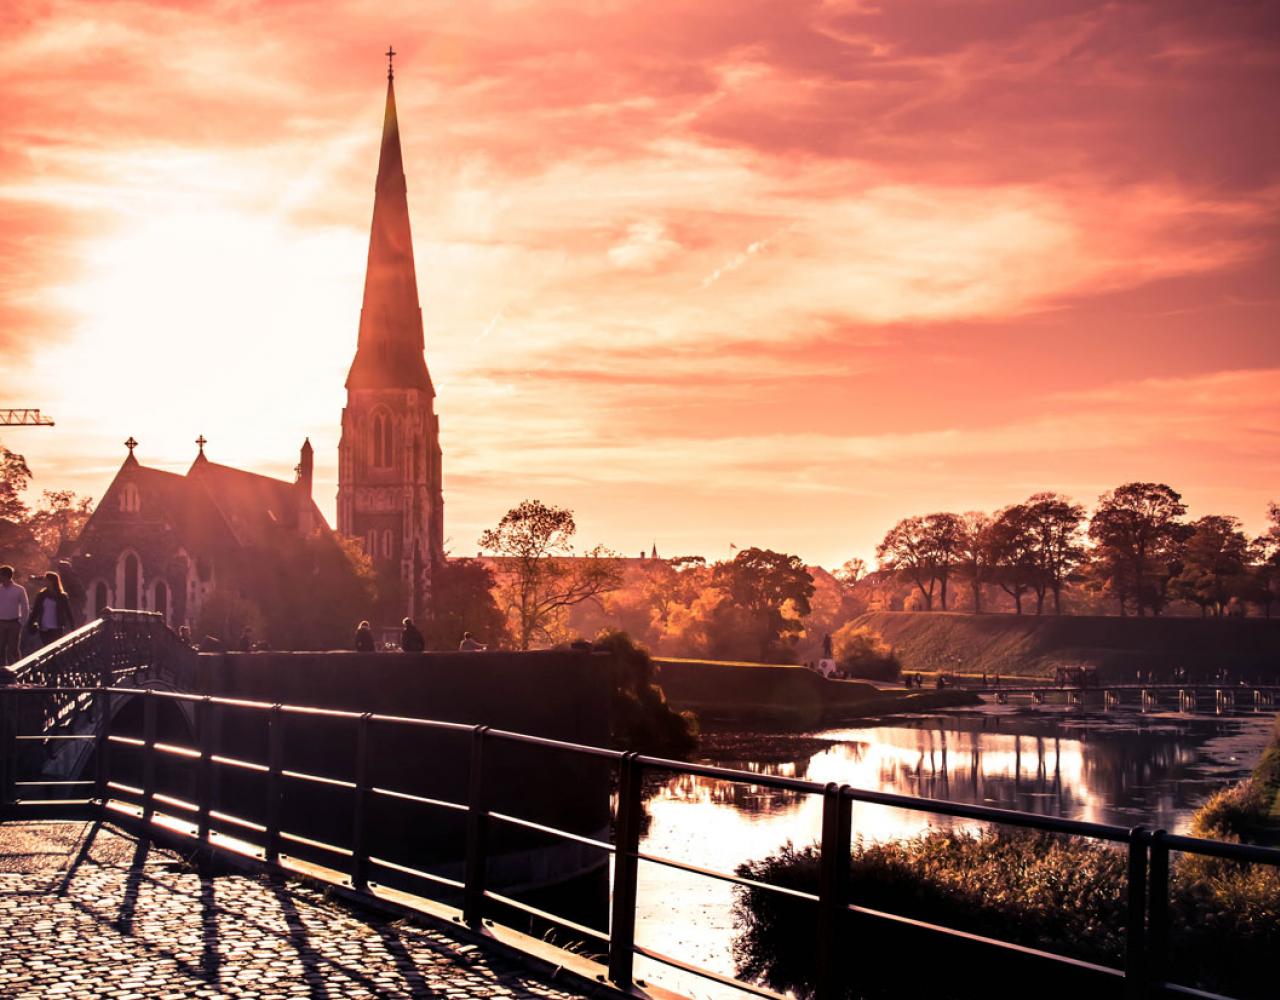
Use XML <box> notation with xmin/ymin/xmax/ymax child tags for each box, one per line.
<box><xmin>608</xmin><ymin>752</ymin><xmax>643</xmax><ymax>989</ymax></box>
<box><xmin>463</xmin><ymin>725</ymin><xmax>491</xmax><ymax>927</ymax></box>
<box><xmin>1125</xmin><ymin>827</ymin><xmax>1149</xmax><ymax>999</ymax></box>
<box><xmin>141</xmin><ymin>690</ymin><xmax>157</xmax><ymax>823</ymax></box>
<box><xmin>196</xmin><ymin>697</ymin><xmax>213</xmax><ymax>842</ymax></box>
<box><xmin>264</xmin><ymin>704</ymin><xmax>284</xmax><ymax>863</ymax></box>
<box><xmin>350</xmin><ymin>713</ymin><xmax>373</xmax><ymax>891</ymax></box>
<box><xmin>94</xmin><ymin>688</ymin><xmax>111</xmax><ymax>805</ymax></box>
<box><xmin>1147</xmin><ymin>829</ymin><xmax>1169</xmax><ymax>996</ymax></box>
<box><xmin>817</xmin><ymin>783</ymin><xmax>852</xmax><ymax>1000</ymax></box>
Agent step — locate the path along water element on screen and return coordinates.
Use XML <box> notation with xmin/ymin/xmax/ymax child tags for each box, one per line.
<box><xmin>631</xmin><ymin>703</ymin><xmax>1277</xmax><ymax>998</ymax></box>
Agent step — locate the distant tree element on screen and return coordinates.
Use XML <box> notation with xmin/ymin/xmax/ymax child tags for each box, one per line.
<box><xmin>479</xmin><ymin>499</ymin><xmax>623</xmax><ymax>649</ymax></box>
<box><xmin>1247</xmin><ymin>507</ymin><xmax>1280</xmax><ymax>618</ymax></box>
<box><xmin>0</xmin><ymin>444</ymin><xmax>32</xmax><ymax>523</ymax></box>
<box><xmin>27</xmin><ymin>490</ymin><xmax>94</xmax><ymax>558</ymax></box>
<box><xmin>1170</xmin><ymin>515</ymin><xmax>1251</xmax><ymax>617</ymax></box>
<box><xmin>988</xmin><ymin>504</ymin><xmax>1038</xmax><ymax>615</ymax></box>
<box><xmin>422</xmin><ymin>557</ymin><xmax>509</xmax><ymax>649</ymax></box>
<box><xmin>1088</xmin><ymin>483</ymin><xmax>1190</xmax><ymax>616</ymax></box>
<box><xmin>956</xmin><ymin>512</ymin><xmax>994</xmax><ymax>613</ymax></box>
<box><xmin>923</xmin><ymin>513</ymin><xmax>964</xmax><ymax>611</ymax></box>
<box><xmin>877</xmin><ymin>516</ymin><xmax>938</xmax><ymax>611</ymax></box>
<box><xmin>712</xmin><ymin>547</ymin><xmax>815</xmax><ymax>661</ymax></box>
<box><xmin>1022</xmin><ymin>493</ymin><xmax>1086</xmax><ymax>614</ymax></box>
<box><xmin>835</xmin><ymin>557</ymin><xmax>867</xmax><ymax>587</ymax></box>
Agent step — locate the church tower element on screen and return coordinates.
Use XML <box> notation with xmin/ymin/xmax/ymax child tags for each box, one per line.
<box><xmin>338</xmin><ymin>56</ymin><xmax>444</xmax><ymax>623</ymax></box>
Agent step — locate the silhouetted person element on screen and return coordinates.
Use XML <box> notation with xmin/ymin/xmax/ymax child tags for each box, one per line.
<box><xmin>238</xmin><ymin>626</ymin><xmax>253</xmax><ymax>652</ymax></box>
<box><xmin>56</xmin><ymin>559</ymin><xmax>85</xmax><ymax>616</ymax></box>
<box><xmin>400</xmin><ymin>617</ymin><xmax>425</xmax><ymax>652</ymax></box>
<box><xmin>822</xmin><ymin>633</ymin><xmax>833</xmax><ymax>659</ymax></box>
<box><xmin>354</xmin><ymin>621</ymin><xmax>375</xmax><ymax>652</ymax></box>
<box><xmin>28</xmin><ymin>571</ymin><xmax>76</xmax><ymax>647</ymax></box>
<box><xmin>177</xmin><ymin>625</ymin><xmax>193</xmax><ymax>647</ymax></box>
<box><xmin>459</xmin><ymin>631</ymin><xmax>486</xmax><ymax>651</ymax></box>
<box><xmin>0</xmin><ymin>565</ymin><xmax>29</xmax><ymax>667</ymax></box>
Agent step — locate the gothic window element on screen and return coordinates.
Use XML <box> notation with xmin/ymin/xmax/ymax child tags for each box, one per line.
<box><xmin>371</xmin><ymin>411</ymin><xmax>393</xmax><ymax>468</ymax></box>
<box><xmin>119</xmin><ymin>483</ymin><xmax>140</xmax><ymax>513</ymax></box>
<box><xmin>153</xmin><ymin>581</ymin><xmax>169</xmax><ymax>623</ymax></box>
<box><xmin>120</xmin><ymin>552</ymin><xmax>141</xmax><ymax>610</ymax></box>
<box><xmin>382</xmin><ymin>529</ymin><xmax>393</xmax><ymax>559</ymax></box>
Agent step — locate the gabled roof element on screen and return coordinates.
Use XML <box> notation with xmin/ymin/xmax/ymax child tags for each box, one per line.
<box><xmin>188</xmin><ymin>458</ymin><xmax>329</xmax><ymax>549</ymax></box>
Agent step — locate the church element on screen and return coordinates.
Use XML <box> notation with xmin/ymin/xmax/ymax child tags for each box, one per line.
<box><xmin>67</xmin><ymin>61</ymin><xmax>445</xmax><ymax>640</ymax></box>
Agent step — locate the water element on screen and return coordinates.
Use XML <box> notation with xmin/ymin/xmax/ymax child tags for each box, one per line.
<box><xmin>631</xmin><ymin>704</ymin><xmax>1276</xmax><ymax>998</ymax></box>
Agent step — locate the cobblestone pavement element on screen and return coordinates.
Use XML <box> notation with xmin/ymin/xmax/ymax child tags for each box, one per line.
<box><xmin>0</xmin><ymin>820</ymin><xmax>592</xmax><ymax>999</ymax></box>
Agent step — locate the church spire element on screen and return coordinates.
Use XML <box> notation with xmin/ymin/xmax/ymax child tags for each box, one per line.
<box><xmin>346</xmin><ymin>60</ymin><xmax>433</xmax><ymax>393</ymax></box>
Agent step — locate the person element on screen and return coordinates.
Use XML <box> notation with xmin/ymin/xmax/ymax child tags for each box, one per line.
<box><xmin>28</xmin><ymin>571</ymin><xmax>76</xmax><ymax>647</ymax></box>
<box><xmin>459</xmin><ymin>631</ymin><xmax>486</xmax><ymax>651</ymax></box>
<box><xmin>400</xmin><ymin>617</ymin><xmax>425</xmax><ymax>652</ymax></box>
<box><xmin>56</xmin><ymin>559</ymin><xmax>85</xmax><ymax>615</ymax></box>
<box><xmin>238</xmin><ymin>626</ymin><xmax>253</xmax><ymax>652</ymax></box>
<box><xmin>354</xmin><ymin>621</ymin><xmax>375</xmax><ymax>652</ymax></box>
<box><xmin>177</xmin><ymin>625</ymin><xmax>193</xmax><ymax>647</ymax></box>
<box><xmin>0</xmin><ymin>565</ymin><xmax>30</xmax><ymax>667</ymax></box>
<box><xmin>822</xmin><ymin>633</ymin><xmax>833</xmax><ymax>660</ymax></box>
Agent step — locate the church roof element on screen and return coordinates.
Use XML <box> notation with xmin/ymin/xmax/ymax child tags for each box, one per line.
<box><xmin>345</xmin><ymin>75</ymin><xmax>434</xmax><ymax>394</ymax></box>
<box><xmin>188</xmin><ymin>459</ymin><xmax>328</xmax><ymax>549</ymax></box>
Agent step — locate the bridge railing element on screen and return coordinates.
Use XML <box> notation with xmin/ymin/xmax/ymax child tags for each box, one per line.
<box><xmin>2</xmin><ymin>684</ymin><xmax>1277</xmax><ymax>1000</ymax></box>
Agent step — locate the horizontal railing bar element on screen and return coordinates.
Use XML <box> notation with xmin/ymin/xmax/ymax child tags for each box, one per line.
<box><xmin>487</xmin><ymin>811</ymin><xmax>615</xmax><ymax>853</ymax></box>
<box><xmin>844</xmin><ymin>900</ymin><xmax>1124</xmax><ymax>978</ymax></box>
<box><xmin>485</xmin><ymin>727</ymin><xmax>625</xmax><ymax>761</ymax></box>
<box><xmin>211</xmin><ymin>753</ymin><xmax>269</xmax><ymax>774</ymax></box>
<box><xmin>1161</xmin><ymin>983</ymin><xmax>1235</xmax><ymax>1000</ymax></box>
<box><xmin>154</xmin><ymin>741</ymin><xmax>199</xmax><ymax>760</ymax></box>
<box><xmin>482</xmin><ymin>888</ymin><xmax>610</xmax><ymax>943</ymax></box>
<box><xmin>359</xmin><ymin>712</ymin><xmax>475</xmax><ymax>734</ymax></box>
<box><xmin>631</xmin><ymin>944</ymin><xmax>789</xmax><ymax>1000</ymax></box>
<box><xmin>8</xmin><ymin>798</ymin><xmax>96</xmax><ymax>807</ymax></box>
<box><xmin>14</xmin><ymin>780</ymin><xmax>96</xmax><ymax>787</ymax></box>
<box><xmin>153</xmin><ymin>791</ymin><xmax>199</xmax><ymax>814</ymax></box>
<box><xmin>635</xmin><ymin>850</ymin><xmax>820</xmax><ymax>903</ymax></box>
<box><xmin>1158</xmin><ymin>831</ymin><xmax>1280</xmax><ymax>865</ymax></box>
<box><xmin>107</xmin><ymin>735</ymin><xmax>144</xmax><ymax>748</ymax></box>
<box><xmin>106</xmin><ymin>780</ymin><xmax>144</xmax><ymax>796</ymax></box>
<box><xmin>281</xmin><ymin>768</ymin><xmax>358</xmax><ymax>790</ymax></box>
<box><xmin>14</xmin><ymin>734</ymin><xmax>95</xmax><ymax>741</ymax></box>
<box><xmin>208</xmin><ymin>808</ymin><xmax>268</xmax><ymax>834</ymax></box>
<box><xmin>279</xmin><ymin>830</ymin><xmax>353</xmax><ymax>858</ymax></box>
<box><xmin>370</xmin><ymin>786</ymin><xmax>469</xmax><ymax>812</ymax></box>
<box><xmin>368</xmin><ymin>855</ymin><xmax>466</xmax><ymax>890</ymax></box>
<box><xmin>635</xmin><ymin>756</ymin><xmax>825</xmax><ymax>795</ymax></box>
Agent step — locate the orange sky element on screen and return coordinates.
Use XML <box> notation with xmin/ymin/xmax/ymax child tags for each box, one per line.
<box><xmin>2</xmin><ymin>1</ymin><xmax>1278</xmax><ymax>568</ymax></box>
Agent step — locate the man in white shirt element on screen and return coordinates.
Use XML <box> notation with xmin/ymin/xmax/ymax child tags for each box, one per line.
<box><xmin>0</xmin><ymin>564</ymin><xmax>31</xmax><ymax>667</ymax></box>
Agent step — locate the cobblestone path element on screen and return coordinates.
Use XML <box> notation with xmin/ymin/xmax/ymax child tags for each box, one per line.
<box><xmin>0</xmin><ymin>820</ymin><xmax>592</xmax><ymax>999</ymax></box>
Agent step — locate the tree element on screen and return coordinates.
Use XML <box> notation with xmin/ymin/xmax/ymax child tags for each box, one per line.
<box><xmin>877</xmin><ymin>516</ymin><xmax>938</xmax><ymax>611</ymax></box>
<box><xmin>956</xmin><ymin>512</ymin><xmax>993</xmax><ymax>613</ymax></box>
<box><xmin>711</xmin><ymin>547</ymin><xmax>815</xmax><ymax>661</ymax></box>
<box><xmin>1088</xmin><ymin>483</ymin><xmax>1190</xmax><ymax>616</ymax></box>
<box><xmin>422</xmin><ymin>557</ymin><xmax>509</xmax><ymax>649</ymax></box>
<box><xmin>1171</xmin><ymin>515</ymin><xmax>1251</xmax><ymax>617</ymax></box>
<box><xmin>27</xmin><ymin>490</ymin><xmax>94</xmax><ymax>557</ymax></box>
<box><xmin>1022</xmin><ymin>492</ymin><xmax>1086</xmax><ymax>614</ymax></box>
<box><xmin>988</xmin><ymin>504</ymin><xmax>1038</xmax><ymax>615</ymax></box>
<box><xmin>835</xmin><ymin>557</ymin><xmax>866</xmax><ymax>587</ymax></box>
<box><xmin>479</xmin><ymin>499</ymin><xmax>623</xmax><ymax>649</ymax></box>
<box><xmin>1250</xmin><ymin>503</ymin><xmax>1280</xmax><ymax>618</ymax></box>
<box><xmin>923</xmin><ymin>512</ymin><xmax>964</xmax><ymax>611</ymax></box>
<box><xmin>0</xmin><ymin>444</ymin><xmax>32</xmax><ymax>523</ymax></box>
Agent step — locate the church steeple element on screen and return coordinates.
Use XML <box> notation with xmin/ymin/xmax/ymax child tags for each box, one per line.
<box><xmin>345</xmin><ymin>68</ymin><xmax>433</xmax><ymax>393</ymax></box>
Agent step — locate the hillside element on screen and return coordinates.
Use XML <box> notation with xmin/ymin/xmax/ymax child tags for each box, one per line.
<box><xmin>855</xmin><ymin>611</ymin><xmax>1280</xmax><ymax>681</ymax></box>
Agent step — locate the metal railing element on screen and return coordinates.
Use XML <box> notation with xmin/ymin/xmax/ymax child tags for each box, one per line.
<box><xmin>2</xmin><ymin>683</ymin><xmax>1276</xmax><ymax>1000</ymax></box>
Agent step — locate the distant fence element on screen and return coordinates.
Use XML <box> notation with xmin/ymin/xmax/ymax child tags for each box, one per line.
<box><xmin>2</xmin><ymin>684</ymin><xmax>1277</xmax><ymax>1000</ymax></box>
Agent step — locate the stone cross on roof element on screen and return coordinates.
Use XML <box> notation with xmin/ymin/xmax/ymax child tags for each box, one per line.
<box><xmin>195</xmin><ymin>434</ymin><xmax>208</xmax><ymax>455</ymax></box>
<box><xmin>386</xmin><ymin>45</ymin><xmax>395</xmax><ymax>80</ymax></box>
<box><xmin>124</xmin><ymin>436</ymin><xmax>137</xmax><ymax>456</ymax></box>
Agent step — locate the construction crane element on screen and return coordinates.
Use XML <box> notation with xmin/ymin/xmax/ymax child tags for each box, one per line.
<box><xmin>0</xmin><ymin>408</ymin><xmax>54</xmax><ymax>427</ymax></box>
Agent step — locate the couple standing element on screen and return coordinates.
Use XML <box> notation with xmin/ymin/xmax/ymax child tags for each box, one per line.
<box><xmin>0</xmin><ymin>566</ymin><xmax>77</xmax><ymax>667</ymax></box>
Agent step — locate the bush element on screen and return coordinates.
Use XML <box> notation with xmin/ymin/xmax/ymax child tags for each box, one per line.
<box><xmin>593</xmin><ymin>630</ymin><xmax>698</xmax><ymax>756</ymax></box>
<box><xmin>830</xmin><ymin>622</ymin><xmax>901</xmax><ymax>682</ymax></box>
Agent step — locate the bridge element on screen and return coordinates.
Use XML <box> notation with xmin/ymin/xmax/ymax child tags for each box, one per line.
<box><xmin>957</xmin><ymin>682</ymin><xmax>1280</xmax><ymax>711</ymax></box>
<box><xmin>3</xmin><ymin>611</ymin><xmax>1279</xmax><ymax>999</ymax></box>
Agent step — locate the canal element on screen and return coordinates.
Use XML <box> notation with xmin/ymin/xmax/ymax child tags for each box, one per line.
<box><xmin>631</xmin><ymin>703</ymin><xmax>1277</xmax><ymax>998</ymax></box>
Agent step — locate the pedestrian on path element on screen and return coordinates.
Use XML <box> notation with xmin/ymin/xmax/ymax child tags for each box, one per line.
<box><xmin>0</xmin><ymin>564</ymin><xmax>29</xmax><ymax>666</ymax></box>
<box><xmin>400</xmin><ymin>617</ymin><xmax>425</xmax><ymax>652</ymax></box>
<box><xmin>354</xmin><ymin>620</ymin><xmax>375</xmax><ymax>652</ymax></box>
<box><xmin>28</xmin><ymin>571</ymin><xmax>76</xmax><ymax>647</ymax></box>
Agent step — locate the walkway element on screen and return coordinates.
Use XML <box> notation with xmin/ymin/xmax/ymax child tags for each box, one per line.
<box><xmin>0</xmin><ymin>820</ymin><xmax>594</xmax><ymax>1000</ymax></box>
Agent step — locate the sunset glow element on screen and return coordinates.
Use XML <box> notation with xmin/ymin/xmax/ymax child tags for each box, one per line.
<box><xmin>3</xmin><ymin>2</ymin><xmax>1278</xmax><ymax>566</ymax></box>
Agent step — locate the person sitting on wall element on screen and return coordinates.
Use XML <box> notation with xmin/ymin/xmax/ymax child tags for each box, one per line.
<box><xmin>28</xmin><ymin>571</ymin><xmax>76</xmax><ymax>647</ymax></box>
<box><xmin>459</xmin><ymin>631</ymin><xmax>486</xmax><ymax>651</ymax></box>
<box><xmin>400</xmin><ymin>617</ymin><xmax>425</xmax><ymax>653</ymax></box>
<box><xmin>354</xmin><ymin>621</ymin><xmax>375</xmax><ymax>652</ymax></box>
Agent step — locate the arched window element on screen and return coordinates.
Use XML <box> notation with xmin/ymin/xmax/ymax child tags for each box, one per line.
<box><xmin>93</xmin><ymin>581</ymin><xmax>110</xmax><ymax>617</ymax></box>
<box><xmin>370</xmin><ymin>411</ymin><xmax>392</xmax><ymax>468</ymax></box>
<box><xmin>382</xmin><ymin>529</ymin><xmax>393</xmax><ymax>559</ymax></box>
<box><xmin>153</xmin><ymin>580</ymin><xmax>168</xmax><ymax>623</ymax></box>
<box><xmin>119</xmin><ymin>483</ymin><xmax>140</xmax><ymax>513</ymax></box>
<box><xmin>121</xmin><ymin>553</ymin><xmax>140</xmax><ymax>610</ymax></box>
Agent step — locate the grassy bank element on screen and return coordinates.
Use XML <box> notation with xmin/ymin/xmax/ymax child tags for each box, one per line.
<box><xmin>855</xmin><ymin>611</ymin><xmax>1280</xmax><ymax>682</ymax></box>
<box><xmin>731</xmin><ymin>717</ymin><xmax>1280</xmax><ymax>999</ymax></box>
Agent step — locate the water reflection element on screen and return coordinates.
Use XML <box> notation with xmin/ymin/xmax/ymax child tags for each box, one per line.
<box><xmin>634</xmin><ymin>707</ymin><xmax>1274</xmax><ymax>999</ymax></box>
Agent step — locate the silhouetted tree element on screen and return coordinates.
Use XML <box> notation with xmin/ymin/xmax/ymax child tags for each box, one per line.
<box><xmin>877</xmin><ymin>516</ymin><xmax>938</xmax><ymax>611</ymax></box>
<box><xmin>712</xmin><ymin>547</ymin><xmax>815</xmax><ymax>661</ymax></box>
<box><xmin>479</xmin><ymin>499</ymin><xmax>623</xmax><ymax>649</ymax></box>
<box><xmin>956</xmin><ymin>512</ymin><xmax>994</xmax><ymax>613</ymax></box>
<box><xmin>1171</xmin><ymin>515</ymin><xmax>1250</xmax><ymax>617</ymax></box>
<box><xmin>1023</xmin><ymin>492</ymin><xmax>1086</xmax><ymax>614</ymax></box>
<box><xmin>835</xmin><ymin>557</ymin><xmax>867</xmax><ymax>587</ymax></box>
<box><xmin>924</xmin><ymin>512</ymin><xmax>964</xmax><ymax>611</ymax></box>
<box><xmin>1088</xmin><ymin>483</ymin><xmax>1190</xmax><ymax>616</ymax></box>
<box><xmin>422</xmin><ymin>557</ymin><xmax>509</xmax><ymax>649</ymax></box>
<box><xmin>988</xmin><ymin>504</ymin><xmax>1038</xmax><ymax>615</ymax></box>
<box><xmin>27</xmin><ymin>489</ymin><xmax>94</xmax><ymax>558</ymax></box>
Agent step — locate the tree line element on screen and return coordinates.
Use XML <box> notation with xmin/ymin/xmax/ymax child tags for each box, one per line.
<box><xmin>875</xmin><ymin>483</ymin><xmax>1280</xmax><ymax>618</ymax></box>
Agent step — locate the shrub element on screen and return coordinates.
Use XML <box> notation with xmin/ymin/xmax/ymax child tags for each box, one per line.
<box><xmin>593</xmin><ymin>629</ymin><xmax>698</xmax><ymax>756</ymax></box>
<box><xmin>830</xmin><ymin>622</ymin><xmax>901</xmax><ymax>682</ymax></box>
